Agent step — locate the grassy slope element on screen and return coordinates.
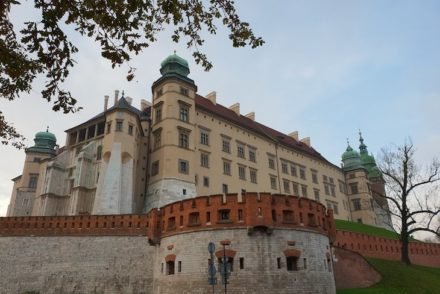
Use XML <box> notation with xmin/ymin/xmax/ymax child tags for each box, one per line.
<box><xmin>335</xmin><ymin>219</ymin><xmax>401</xmax><ymax>240</ymax></box>
<box><xmin>337</xmin><ymin>258</ymin><xmax>440</xmax><ymax>294</ymax></box>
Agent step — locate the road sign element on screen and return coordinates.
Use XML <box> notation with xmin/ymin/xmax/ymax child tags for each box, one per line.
<box><xmin>208</xmin><ymin>242</ymin><xmax>215</xmax><ymax>254</ymax></box>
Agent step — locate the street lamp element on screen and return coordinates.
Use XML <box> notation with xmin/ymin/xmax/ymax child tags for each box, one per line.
<box><xmin>219</xmin><ymin>240</ymin><xmax>231</xmax><ymax>294</ymax></box>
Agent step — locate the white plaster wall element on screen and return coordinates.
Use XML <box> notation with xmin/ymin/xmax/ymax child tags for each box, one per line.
<box><xmin>145</xmin><ymin>178</ymin><xmax>197</xmax><ymax>212</ymax></box>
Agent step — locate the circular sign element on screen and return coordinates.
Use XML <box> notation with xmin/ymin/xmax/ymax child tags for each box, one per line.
<box><xmin>208</xmin><ymin>241</ymin><xmax>215</xmax><ymax>253</ymax></box>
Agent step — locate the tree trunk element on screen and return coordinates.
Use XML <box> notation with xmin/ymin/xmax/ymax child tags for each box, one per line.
<box><xmin>401</xmin><ymin>224</ymin><xmax>411</xmax><ymax>265</ymax></box>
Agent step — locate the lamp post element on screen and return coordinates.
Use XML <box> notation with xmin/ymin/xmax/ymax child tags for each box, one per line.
<box><xmin>220</xmin><ymin>240</ymin><xmax>231</xmax><ymax>294</ymax></box>
<box><xmin>208</xmin><ymin>242</ymin><xmax>217</xmax><ymax>294</ymax></box>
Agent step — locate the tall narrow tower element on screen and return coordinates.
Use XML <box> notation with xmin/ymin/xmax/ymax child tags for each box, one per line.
<box><xmin>145</xmin><ymin>53</ymin><xmax>198</xmax><ymax>212</ymax></box>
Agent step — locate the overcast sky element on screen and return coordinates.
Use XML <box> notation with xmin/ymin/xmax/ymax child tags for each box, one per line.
<box><xmin>1</xmin><ymin>1</ymin><xmax>439</xmax><ymax>217</ymax></box>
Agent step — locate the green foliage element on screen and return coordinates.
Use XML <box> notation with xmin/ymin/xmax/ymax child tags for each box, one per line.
<box><xmin>335</xmin><ymin>219</ymin><xmax>401</xmax><ymax>240</ymax></box>
<box><xmin>337</xmin><ymin>258</ymin><xmax>440</xmax><ymax>294</ymax></box>
<box><xmin>0</xmin><ymin>0</ymin><xmax>264</xmax><ymax>146</ymax></box>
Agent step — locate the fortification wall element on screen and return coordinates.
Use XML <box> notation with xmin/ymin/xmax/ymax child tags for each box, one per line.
<box><xmin>335</xmin><ymin>230</ymin><xmax>440</xmax><ymax>267</ymax></box>
<box><xmin>0</xmin><ymin>236</ymin><xmax>154</xmax><ymax>294</ymax></box>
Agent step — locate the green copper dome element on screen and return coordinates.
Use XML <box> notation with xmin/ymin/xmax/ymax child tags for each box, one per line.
<box><xmin>26</xmin><ymin>128</ymin><xmax>57</xmax><ymax>155</ymax></box>
<box><xmin>341</xmin><ymin>143</ymin><xmax>364</xmax><ymax>171</ymax></box>
<box><xmin>358</xmin><ymin>131</ymin><xmax>382</xmax><ymax>179</ymax></box>
<box><xmin>160</xmin><ymin>52</ymin><xmax>190</xmax><ymax>77</ymax></box>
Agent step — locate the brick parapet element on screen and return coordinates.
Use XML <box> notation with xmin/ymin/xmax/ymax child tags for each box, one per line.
<box><xmin>334</xmin><ymin>230</ymin><xmax>440</xmax><ymax>267</ymax></box>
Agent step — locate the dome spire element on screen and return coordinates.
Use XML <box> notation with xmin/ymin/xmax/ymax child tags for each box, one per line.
<box><xmin>359</xmin><ymin>129</ymin><xmax>368</xmax><ymax>154</ymax></box>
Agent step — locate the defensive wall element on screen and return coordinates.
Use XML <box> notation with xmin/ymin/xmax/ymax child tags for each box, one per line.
<box><xmin>334</xmin><ymin>230</ymin><xmax>440</xmax><ymax>268</ymax></box>
<box><xmin>0</xmin><ymin>193</ymin><xmax>337</xmax><ymax>294</ymax></box>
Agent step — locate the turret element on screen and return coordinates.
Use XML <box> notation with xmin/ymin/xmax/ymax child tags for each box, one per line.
<box><xmin>25</xmin><ymin>127</ymin><xmax>57</xmax><ymax>156</ymax></box>
<box><xmin>341</xmin><ymin>141</ymin><xmax>363</xmax><ymax>172</ymax></box>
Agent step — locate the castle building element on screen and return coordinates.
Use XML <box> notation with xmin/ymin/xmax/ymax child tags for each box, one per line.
<box><xmin>6</xmin><ymin>53</ymin><xmax>391</xmax><ymax>229</ymax></box>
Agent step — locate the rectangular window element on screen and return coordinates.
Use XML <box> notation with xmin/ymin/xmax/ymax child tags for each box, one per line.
<box><xmin>178</xmin><ymin>130</ymin><xmax>189</xmax><ymax>149</ymax></box>
<box><xmin>222</xmin><ymin>139</ymin><xmax>230</xmax><ymax>153</ymax></box>
<box><xmin>219</xmin><ymin>209</ymin><xmax>230</xmax><ymax>221</ymax></box>
<box><xmin>237</xmin><ymin>143</ymin><xmax>245</xmax><ymax>158</ymax></box>
<box><xmin>268</xmin><ymin>156</ymin><xmax>275</xmax><ymax>169</ymax></box>
<box><xmin>178</xmin><ymin>159</ymin><xmax>189</xmax><ymax>174</ymax></box>
<box><xmin>223</xmin><ymin>161</ymin><xmax>231</xmax><ymax>175</ymax></box>
<box><xmin>222</xmin><ymin>184</ymin><xmax>228</xmax><ymax>194</ymax></box>
<box><xmin>152</xmin><ymin>161</ymin><xmax>159</xmax><ymax>176</ymax></box>
<box><xmin>178</xmin><ymin>261</ymin><xmax>182</xmax><ymax>273</ymax></box>
<box><xmin>200</xmin><ymin>130</ymin><xmax>209</xmax><ymax>145</ymax></box>
<box><xmin>350</xmin><ymin>183</ymin><xmax>359</xmax><ymax>194</ymax></box>
<box><xmin>292</xmin><ymin>182</ymin><xmax>299</xmax><ymax>195</ymax></box>
<box><xmin>28</xmin><ymin>174</ymin><xmax>38</xmax><ymax>189</ymax></box>
<box><xmin>203</xmin><ymin>176</ymin><xmax>209</xmax><ymax>187</ymax></box>
<box><xmin>290</xmin><ymin>165</ymin><xmax>297</xmax><ymax>177</ymax></box>
<box><xmin>333</xmin><ymin>203</ymin><xmax>339</xmax><ymax>215</ymax></box>
<box><xmin>299</xmin><ymin>167</ymin><xmax>306</xmax><ymax>180</ymax></box>
<box><xmin>106</xmin><ymin>122</ymin><xmax>112</xmax><ymax>134</ymax></box>
<box><xmin>180</xmin><ymin>87</ymin><xmax>189</xmax><ymax>96</ymax></box>
<box><xmin>155</xmin><ymin>107</ymin><xmax>162</xmax><ymax>123</ymax></box>
<box><xmin>179</xmin><ymin>105</ymin><xmax>189</xmax><ymax>122</ymax></box>
<box><xmin>283</xmin><ymin>179</ymin><xmax>290</xmax><ymax>194</ymax></box>
<box><xmin>281</xmin><ymin>162</ymin><xmax>288</xmax><ymax>174</ymax></box>
<box><xmin>250</xmin><ymin>169</ymin><xmax>257</xmax><ymax>184</ymax></box>
<box><xmin>238</xmin><ymin>165</ymin><xmax>246</xmax><ymax>180</ymax></box>
<box><xmin>286</xmin><ymin>257</ymin><xmax>298</xmax><ymax>271</ymax></box>
<box><xmin>301</xmin><ymin>185</ymin><xmax>308</xmax><ymax>197</ymax></box>
<box><xmin>128</xmin><ymin>124</ymin><xmax>134</xmax><ymax>135</ymax></box>
<box><xmin>270</xmin><ymin>176</ymin><xmax>277</xmax><ymax>190</ymax></box>
<box><xmin>330</xmin><ymin>186</ymin><xmax>336</xmax><ymax>197</ymax></box>
<box><xmin>324</xmin><ymin>184</ymin><xmax>330</xmax><ymax>195</ymax></box>
<box><xmin>314</xmin><ymin>189</ymin><xmax>320</xmax><ymax>201</ymax></box>
<box><xmin>248</xmin><ymin>148</ymin><xmax>256</xmax><ymax>162</ymax></box>
<box><xmin>156</xmin><ymin>88</ymin><xmax>163</xmax><ymax>98</ymax></box>
<box><xmin>352</xmin><ymin>199</ymin><xmax>361</xmax><ymax>211</ymax></box>
<box><xmin>153</xmin><ymin>130</ymin><xmax>161</xmax><ymax>149</ymax></box>
<box><xmin>200</xmin><ymin>153</ymin><xmax>209</xmax><ymax>168</ymax></box>
<box><xmin>312</xmin><ymin>171</ymin><xmax>318</xmax><ymax>184</ymax></box>
<box><xmin>277</xmin><ymin>257</ymin><xmax>281</xmax><ymax>269</ymax></box>
<box><xmin>115</xmin><ymin>120</ymin><xmax>123</xmax><ymax>132</ymax></box>
<box><xmin>239</xmin><ymin>257</ymin><xmax>244</xmax><ymax>269</ymax></box>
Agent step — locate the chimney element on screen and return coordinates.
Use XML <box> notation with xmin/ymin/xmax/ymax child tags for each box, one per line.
<box><xmin>288</xmin><ymin>131</ymin><xmax>298</xmax><ymax>141</ymax></box>
<box><xmin>104</xmin><ymin>95</ymin><xmax>109</xmax><ymax>111</ymax></box>
<box><xmin>245</xmin><ymin>112</ymin><xmax>255</xmax><ymax>121</ymax></box>
<box><xmin>206</xmin><ymin>91</ymin><xmax>216</xmax><ymax>105</ymax></box>
<box><xmin>126</xmin><ymin>96</ymin><xmax>133</xmax><ymax>105</ymax></box>
<box><xmin>300</xmin><ymin>137</ymin><xmax>311</xmax><ymax>147</ymax></box>
<box><xmin>140</xmin><ymin>99</ymin><xmax>151</xmax><ymax>110</ymax></box>
<box><xmin>114</xmin><ymin>90</ymin><xmax>120</xmax><ymax>105</ymax></box>
<box><xmin>229</xmin><ymin>103</ymin><xmax>240</xmax><ymax>115</ymax></box>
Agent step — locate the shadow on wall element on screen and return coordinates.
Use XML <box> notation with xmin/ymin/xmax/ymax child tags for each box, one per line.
<box><xmin>333</xmin><ymin>246</ymin><xmax>381</xmax><ymax>290</ymax></box>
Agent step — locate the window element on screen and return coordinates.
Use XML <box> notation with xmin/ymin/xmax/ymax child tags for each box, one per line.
<box><xmin>222</xmin><ymin>138</ymin><xmax>230</xmax><ymax>153</ymax></box>
<box><xmin>153</xmin><ymin>130</ymin><xmax>161</xmax><ymax>149</ymax></box>
<box><xmin>323</xmin><ymin>175</ymin><xmax>328</xmax><ymax>182</ymax></box>
<box><xmin>178</xmin><ymin>130</ymin><xmax>189</xmax><ymax>149</ymax></box>
<box><xmin>155</xmin><ymin>106</ymin><xmax>162</xmax><ymax>123</ymax></box>
<box><xmin>180</xmin><ymin>87</ymin><xmax>189</xmax><ymax>96</ymax></box>
<box><xmin>268</xmin><ymin>156</ymin><xmax>275</xmax><ymax>169</ymax></box>
<box><xmin>250</xmin><ymin>169</ymin><xmax>257</xmax><ymax>183</ymax></box>
<box><xmin>277</xmin><ymin>257</ymin><xmax>281</xmax><ymax>269</ymax></box>
<box><xmin>223</xmin><ymin>161</ymin><xmax>231</xmax><ymax>175</ymax></box>
<box><xmin>106</xmin><ymin>122</ymin><xmax>112</xmax><ymax>134</ymax></box>
<box><xmin>152</xmin><ymin>161</ymin><xmax>159</xmax><ymax>176</ymax></box>
<box><xmin>350</xmin><ymin>182</ymin><xmax>359</xmax><ymax>194</ymax></box>
<box><xmin>282</xmin><ymin>210</ymin><xmax>294</xmax><ymax>223</ymax></box>
<box><xmin>301</xmin><ymin>185</ymin><xmax>308</xmax><ymax>197</ymax></box>
<box><xmin>33</xmin><ymin>157</ymin><xmax>41</xmax><ymax>162</ymax></box>
<box><xmin>96</xmin><ymin>145</ymin><xmax>102</xmax><ymax>160</ymax></box>
<box><xmin>178</xmin><ymin>261</ymin><xmax>182</xmax><ymax>273</ymax></box>
<box><xmin>286</xmin><ymin>257</ymin><xmax>298</xmax><ymax>271</ymax></box>
<box><xmin>290</xmin><ymin>165</ymin><xmax>297</xmax><ymax>177</ymax></box>
<box><xmin>314</xmin><ymin>189</ymin><xmax>320</xmax><ymax>201</ymax></box>
<box><xmin>179</xmin><ymin>105</ymin><xmax>189</xmax><ymax>122</ymax></box>
<box><xmin>166</xmin><ymin>261</ymin><xmax>175</xmax><ymax>275</ymax></box>
<box><xmin>238</xmin><ymin>209</ymin><xmax>243</xmax><ymax>221</ymax></box>
<box><xmin>200</xmin><ymin>153</ymin><xmax>209</xmax><ymax>168</ymax></box>
<box><xmin>352</xmin><ymin>199</ymin><xmax>361</xmax><ymax>211</ymax></box>
<box><xmin>222</xmin><ymin>184</ymin><xmax>228</xmax><ymax>194</ymax></box>
<box><xmin>283</xmin><ymin>179</ymin><xmax>290</xmax><ymax>194</ymax></box>
<box><xmin>327</xmin><ymin>200</ymin><xmax>339</xmax><ymax>215</ymax></box>
<box><xmin>238</xmin><ymin>165</ymin><xmax>246</xmax><ymax>180</ymax></box>
<box><xmin>218</xmin><ymin>257</ymin><xmax>234</xmax><ymax>273</ymax></box>
<box><xmin>178</xmin><ymin>159</ymin><xmax>189</xmax><ymax>174</ymax></box>
<box><xmin>338</xmin><ymin>181</ymin><xmax>346</xmax><ymax>194</ymax></box>
<box><xmin>237</xmin><ymin>143</ymin><xmax>245</xmax><ymax>158</ymax></box>
<box><xmin>312</xmin><ymin>171</ymin><xmax>318</xmax><ymax>184</ymax></box>
<box><xmin>270</xmin><ymin>176</ymin><xmax>277</xmax><ymax>190</ymax></box>
<box><xmin>203</xmin><ymin>176</ymin><xmax>209</xmax><ymax>187</ymax></box>
<box><xmin>28</xmin><ymin>174</ymin><xmax>38</xmax><ymax>189</ymax></box>
<box><xmin>299</xmin><ymin>167</ymin><xmax>306</xmax><ymax>180</ymax></box>
<box><xmin>219</xmin><ymin>209</ymin><xmax>230</xmax><ymax>221</ymax></box>
<box><xmin>200</xmin><ymin>130</ymin><xmax>209</xmax><ymax>145</ymax></box>
<box><xmin>249</xmin><ymin>148</ymin><xmax>256</xmax><ymax>162</ymax></box>
<box><xmin>189</xmin><ymin>212</ymin><xmax>200</xmax><ymax>225</ymax></box>
<box><xmin>329</xmin><ymin>177</ymin><xmax>334</xmax><ymax>184</ymax></box>
<box><xmin>239</xmin><ymin>257</ymin><xmax>244</xmax><ymax>269</ymax></box>
<box><xmin>115</xmin><ymin>120</ymin><xmax>123</xmax><ymax>132</ymax></box>
<box><xmin>330</xmin><ymin>186</ymin><xmax>336</xmax><ymax>197</ymax></box>
<box><xmin>281</xmin><ymin>162</ymin><xmax>288</xmax><ymax>174</ymax></box>
<box><xmin>292</xmin><ymin>182</ymin><xmax>299</xmax><ymax>195</ymax></box>
<box><xmin>128</xmin><ymin>124</ymin><xmax>134</xmax><ymax>135</ymax></box>
<box><xmin>156</xmin><ymin>88</ymin><xmax>163</xmax><ymax>98</ymax></box>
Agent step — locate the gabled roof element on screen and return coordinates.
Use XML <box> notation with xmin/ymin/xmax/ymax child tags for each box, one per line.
<box><xmin>195</xmin><ymin>94</ymin><xmax>333</xmax><ymax>165</ymax></box>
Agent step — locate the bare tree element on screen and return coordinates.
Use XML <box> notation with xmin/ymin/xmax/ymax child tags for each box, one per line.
<box><xmin>378</xmin><ymin>139</ymin><xmax>440</xmax><ymax>265</ymax></box>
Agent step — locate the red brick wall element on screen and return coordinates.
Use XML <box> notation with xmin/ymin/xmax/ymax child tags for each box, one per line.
<box><xmin>335</xmin><ymin>230</ymin><xmax>440</xmax><ymax>268</ymax></box>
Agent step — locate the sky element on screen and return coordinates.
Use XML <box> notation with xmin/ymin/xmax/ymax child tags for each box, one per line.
<box><xmin>1</xmin><ymin>0</ymin><xmax>439</xmax><ymax>218</ymax></box>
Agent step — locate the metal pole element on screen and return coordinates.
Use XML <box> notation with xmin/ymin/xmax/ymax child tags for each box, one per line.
<box><xmin>223</xmin><ymin>243</ymin><xmax>227</xmax><ymax>294</ymax></box>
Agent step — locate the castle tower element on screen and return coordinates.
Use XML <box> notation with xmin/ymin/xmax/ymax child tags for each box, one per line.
<box><xmin>341</xmin><ymin>141</ymin><xmax>377</xmax><ymax>224</ymax></box>
<box><xmin>145</xmin><ymin>53</ymin><xmax>198</xmax><ymax>211</ymax></box>
<box><xmin>7</xmin><ymin>129</ymin><xmax>57</xmax><ymax>216</ymax></box>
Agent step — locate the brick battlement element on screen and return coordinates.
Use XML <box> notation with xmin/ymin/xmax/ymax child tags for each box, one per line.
<box><xmin>335</xmin><ymin>230</ymin><xmax>440</xmax><ymax>267</ymax></box>
<box><xmin>0</xmin><ymin>193</ymin><xmax>335</xmax><ymax>241</ymax></box>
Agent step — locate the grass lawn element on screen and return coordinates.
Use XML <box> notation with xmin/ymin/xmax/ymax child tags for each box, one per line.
<box><xmin>335</xmin><ymin>219</ymin><xmax>401</xmax><ymax>240</ymax></box>
<box><xmin>337</xmin><ymin>258</ymin><xmax>440</xmax><ymax>294</ymax></box>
